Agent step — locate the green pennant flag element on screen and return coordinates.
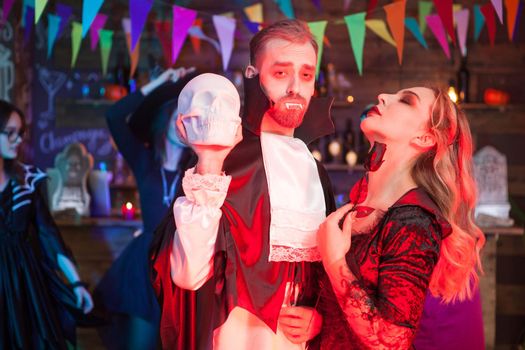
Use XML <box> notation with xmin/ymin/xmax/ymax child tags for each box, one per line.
<box><xmin>307</xmin><ymin>21</ymin><xmax>327</xmax><ymax>78</ymax></box>
<box><xmin>418</xmin><ymin>1</ymin><xmax>433</xmax><ymax>34</ymax></box>
<box><xmin>71</xmin><ymin>21</ymin><xmax>83</xmax><ymax>67</ymax></box>
<box><xmin>473</xmin><ymin>4</ymin><xmax>485</xmax><ymax>42</ymax></box>
<box><xmin>344</xmin><ymin>12</ymin><xmax>366</xmax><ymax>76</ymax></box>
<box><xmin>99</xmin><ymin>29</ymin><xmax>113</xmax><ymax>76</ymax></box>
<box><xmin>35</xmin><ymin>0</ymin><xmax>48</xmax><ymax>23</ymax></box>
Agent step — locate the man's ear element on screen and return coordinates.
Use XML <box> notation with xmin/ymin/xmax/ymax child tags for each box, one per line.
<box><xmin>411</xmin><ymin>131</ymin><xmax>436</xmax><ymax>150</ymax></box>
<box><xmin>245</xmin><ymin>65</ymin><xmax>258</xmax><ymax>78</ymax></box>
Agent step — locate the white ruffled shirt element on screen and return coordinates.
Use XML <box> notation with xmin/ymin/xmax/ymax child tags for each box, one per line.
<box><xmin>171</xmin><ymin>132</ymin><xmax>326</xmax><ymax>350</ymax></box>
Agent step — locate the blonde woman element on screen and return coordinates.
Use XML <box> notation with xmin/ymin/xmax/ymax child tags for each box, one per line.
<box><xmin>314</xmin><ymin>87</ymin><xmax>484</xmax><ymax>349</ymax></box>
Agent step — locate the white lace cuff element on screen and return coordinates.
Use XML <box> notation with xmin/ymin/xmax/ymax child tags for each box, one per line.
<box><xmin>182</xmin><ymin>167</ymin><xmax>231</xmax><ymax>207</ymax></box>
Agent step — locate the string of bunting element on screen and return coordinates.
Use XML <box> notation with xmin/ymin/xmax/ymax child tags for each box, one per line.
<box><xmin>1</xmin><ymin>0</ymin><xmax>522</xmax><ymax>77</ymax></box>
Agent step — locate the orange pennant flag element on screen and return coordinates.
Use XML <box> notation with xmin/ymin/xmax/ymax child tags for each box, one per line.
<box><xmin>125</xmin><ymin>33</ymin><xmax>140</xmax><ymax>77</ymax></box>
<box><xmin>505</xmin><ymin>0</ymin><xmax>519</xmax><ymax>41</ymax></box>
<box><xmin>384</xmin><ymin>0</ymin><xmax>406</xmax><ymax>65</ymax></box>
<box><xmin>191</xmin><ymin>18</ymin><xmax>202</xmax><ymax>55</ymax></box>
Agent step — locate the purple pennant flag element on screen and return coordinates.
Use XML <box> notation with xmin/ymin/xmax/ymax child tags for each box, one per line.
<box><xmin>213</xmin><ymin>15</ymin><xmax>236</xmax><ymax>71</ymax></box>
<box><xmin>24</xmin><ymin>7</ymin><xmax>35</xmax><ymax>44</ymax></box>
<box><xmin>312</xmin><ymin>0</ymin><xmax>321</xmax><ymax>11</ymax></box>
<box><xmin>172</xmin><ymin>6</ymin><xmax>197</xmax><ymax>65</ymax></box>
<box><xmin>56</xmin><ymin>3</ymin><xmax>72</xmax><ymax>39</ymax></box>
<box><xmin>130</xmin><ymin>0</ymin><xmax>153</xmax><ymax>51</ymax></box>
<box><xmin>243</xmin><ymin>19</ymin><xmax>259</xmax><ymax>34</ymax></box>
<box><xmin>90</xmin><ymin>14</ymin><xmax>108</xmax><ymax>51</ymax></box>
<box><xmin>2</xmin><ymin>0</ymin><xmax>15</xmax><ymax>23</ymax></box>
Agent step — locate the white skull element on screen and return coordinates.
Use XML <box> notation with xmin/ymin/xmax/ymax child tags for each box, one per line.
<box><xmin>178</xmin><ymin>73</ymin><xmax>241</xmax><ymax>146</ymax></box>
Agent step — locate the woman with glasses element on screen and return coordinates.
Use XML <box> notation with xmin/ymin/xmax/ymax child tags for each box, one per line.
<box><xmin>0</xmin><ymin>99</ymin><xmax>93</xmax><ymax>349</ymax></box>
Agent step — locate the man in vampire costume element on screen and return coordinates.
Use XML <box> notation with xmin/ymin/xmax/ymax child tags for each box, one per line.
<box><xmin>150</xmin><ymin>19</ymin><xmax>336</xmax><ymax>349</ymax></box>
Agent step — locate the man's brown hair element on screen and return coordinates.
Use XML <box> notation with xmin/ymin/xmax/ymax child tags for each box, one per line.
<box><xmin>249</xmin><ymin>19</ymin><xmax>318</xmax><ymax>67</ymax></box>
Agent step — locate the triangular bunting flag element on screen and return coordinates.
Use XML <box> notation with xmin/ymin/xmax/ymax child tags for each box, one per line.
<box><xmin>418</xmin><ymin>1</ymin><xmax>433</xmax><ymax>34</ymax></box>
<box><xmin>274</xmin><ymin>0</ymin><xmax>295</xmax><ymax>19</ymax></box>
<box><xmin>188</xmin><ymin>25</ymin><xmax>221</xmax><ymax>53</ymax></box>
<box><xmin>130</xmin><ymin>0</ymin><xmax>153</xmax><ymax>51</ymax></box>
<box><xmin>99</xmin><ymin>29</ymin><xmax>113</xmax><ymax>75</ymax></box>
<box><xmin>344</xmin><ymin>12</ymin><xmax>366</xmax><ymax>76</ymax></box>
<box><xmin>82</xmin><ymin>0</ymin><xmax>104</xmax><ymax>38</ymax></box>
<box><xmin>426</xmin><ymin>14</ymin><xmax>450</xmax><ymax>59</ymax></box>
<box><xmin>172</xmin><ymin>6</ymin><xmax>197</xmax><ymax>65</ymax></box>
<box><xmin>35</xmin><ymin>0</ymin><xmax>48</xmax><ymax>24</ymax></box>
<box><xmin>190</xmin><ymin>18</ymin><xmax>202</xmax><ymax>55</ymax></box>
<box><xmin>491</xmin><ymin>0</ymin><xmax>504</xmax><ymax>23</ymax></box>
<box><xmin>213</xmin><ymin>15</ymin><xmax>236</xmax><ymax>71</ymax></box>
<box><xmin>2</xmin><ymin>0</ymin><xmax>15</xmax><ymax>23</ymax></box>
<box><xmin>432</xmin><ymin>0</ymin><xmax>456</xmax><ymax>45</ymax></box>
<box><xmin>365</xmin><ymin>19</ymin><xmax>396</xmax><ymax>47</ymax></box>
<box><xmin>453</xmin><ymin>4</ymin><xmax>462</xmax><ymax>14</ymax></box>
<box><xmin>481</xmin><ymin>3</ymin><xmax>497</xmax><ymax>46</ymax></box>
<box><xmin>56</xmin><ymin>3</ymin><xmax>72</xmax><ymax>39</ymax></box>
<box><xmin>307</xmin><ymin>21</ymin><xmax>327</xmax><ymax>77</ymax></box>
<box><xmin>384</xmin><ymin>0</ymin><xmax>406</xmax><ymax>65</ymax></box>
<box><xmin>71</xmin><ymin>21</ymin><xmax>83</xmax><ymax>67</ymax></box>
<box><xmin>367</xmin><ymin>0</ymin><xmax>379</xmax><ymax>17</ymax></box>
<box><xmin>244</xmin><ymin>20</ymin><xmax>260</xmax><ymax>34</ymax></box>
<box><xmin>312</xmin><ymin>0</ymin><xmax>321</xmax><ymax>11</ymax></box>
<box><xmin>47</xmin><ymin>14</ymin><xmax>61</xmax><ymax>58</ymax></box>
<box><xmin>89</xmin><ymin>14</ymin><xmax>107</xmax><ymax>51</ymax></box>
<box><xmin>155</xmin><ymin>20</ymin><xmax>172</xmax><ymax>65</ymax></box>
<box><xmin>122</xmin><ymin>18</ymin><xmax>140</xmax><ymax>77</ymax></box>
<box><xmin>455</xmin><ymin>9</ymin><xmax>469</xmax><ymax>57</ymax></box>
<box><xmin>405</xmin><ymin>17</ymin><xmax>428</xmax><ymax>48</ymax></box>
<box><xmin>22</xmin><ymin>0</ymin><xmax>34</xmax><ymax>28</ymax></box>
<box><xmin>473</xmin><ymin>5</ymin><xmax>485</xmax><ymax>41</ymax></box>
<box><xmin>244</xmin><ymin>3</ymin><xmax>263</xmax><ymax>23</ymax></box>
<box><xmin>505</xmin><ymin>0</ymin><xmax>519</xmax><ymax>41</ymax></box>
<box><xmin>23</xmin><ymin>6</ymin><xmax>34</xmax><ymax>44</ymax></box>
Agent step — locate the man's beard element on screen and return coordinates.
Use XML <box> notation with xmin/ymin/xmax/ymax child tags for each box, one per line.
<box><xmin>267</xmin><ymin>95</ymin><xmax>308</xmax><ymax>129</ymax></box>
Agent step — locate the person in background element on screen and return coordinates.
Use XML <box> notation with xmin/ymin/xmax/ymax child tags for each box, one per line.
<box><xmin>314</xmin><ymin>87</ymin><xmax>485</xmax><ymax>349</ymax></box>
<box><xmin>150</xmin><ymin>19</ymin><xmax>336</xmax><ymax>349</ymax></box>
<box><xmin>94</xmin><ymin>68</ymin><xmax>197</xmax><ymax>350</ymax></box>
<box><xmin>0</xmin><ymin>99</ymin><xmax>93</xmax><ymax>349</ymax></box>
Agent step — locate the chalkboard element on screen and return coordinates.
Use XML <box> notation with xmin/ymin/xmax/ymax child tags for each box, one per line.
<box><xmin>0</xmin><ymin>11</ymin><xmax>15</xmax><ymax>103</ymax></box>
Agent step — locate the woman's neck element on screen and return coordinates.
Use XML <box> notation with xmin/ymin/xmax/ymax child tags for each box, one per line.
<box><xmin>162</xmin><ymin>142</ymin><xmax>184</xmax><ymax>171</ymax></box>
<box><xmin>363</xmin><ymin>144</ymin><xmax>418</xmax><ymax>210</ymax></box>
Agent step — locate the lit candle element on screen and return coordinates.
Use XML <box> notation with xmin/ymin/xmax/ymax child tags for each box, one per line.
<box><xmin>121</xmin><ymin>202</ymin><xmax>135</xmax><ymax>220</ymax></box>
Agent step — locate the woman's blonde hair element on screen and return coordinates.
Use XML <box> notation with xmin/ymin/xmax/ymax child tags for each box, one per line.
<box><xmin>411</xmin><ymin>87</ymin><xmax>485</xmax><ymax>303</ymax></box>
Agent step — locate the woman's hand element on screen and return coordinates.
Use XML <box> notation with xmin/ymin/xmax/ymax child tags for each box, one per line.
<box><xmin>279</xmin><ymin>306</ymin><xmax>323</xmax><ymax>344</ymax></box>
<box><xmin>176</xmin><ymin>116</ymin><xmax>243</xmax><ymax>175</ymax></box>
<box><xmin>73</xmin><ymin>285</ymin><xmax>94</xmax><ymax>314</ymax></box>
<box><xmin>317</xmin><ymin>203</ymin><xmax>355</xmax><ymax>268</ymax></box>
<box><xmin>141</xmin><ymin>67</ymin><xmax>196</xmax><ymax>96</ymax></box>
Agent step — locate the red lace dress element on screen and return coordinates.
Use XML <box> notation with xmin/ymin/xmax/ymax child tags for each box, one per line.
<box><xmin>313</xmin><ymin>188</ymin><xmax>451</xmax><ymax>350</ymax></box>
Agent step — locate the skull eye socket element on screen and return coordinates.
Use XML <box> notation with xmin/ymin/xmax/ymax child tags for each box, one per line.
<box><xmin>192</xmin><ymin>91</ymin><xmax>214</xmax><ymax>108</ymax></box>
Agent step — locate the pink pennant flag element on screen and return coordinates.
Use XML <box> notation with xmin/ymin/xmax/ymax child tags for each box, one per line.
<box><xmin>90</xmin><ymin>14</ymin><xmax>108</xmax><ymax>51</ymax></box>
<box><xmin>426</xmin><ymin>14</ymin><xmax>450</xmax><ymax>59</ymax></box>
<box><xmin>432</xmin><ymin>0</ymin><xmax>456</xmax><ymax>45</ymax></box>
<box><xmin>172</xmin><ymin>6</ymin><xmax>197</xmax><ymax>65</ymax></box>
<box><xmin>454</xmin><ymin>9</ymin><xmax>469</xmax><ymax>57</ymax></box>
<box><xmin>491</xmin><ymin>0</ymin><xmax>504</xmax><ymax>23</ymax></box>
<box><xmin>1</xmin><ymin>0</ymin><xmax>15</xmax><ymax>23</ymax></box>
<box><xmin>213</xmin><ymin>15</ymin><xmax>236</xmax><ymax>71</ymax></box>
<box><xmin>481</xmin><ymin>3</ymin><xmax>497</xmax><ymax>46</ymax></box>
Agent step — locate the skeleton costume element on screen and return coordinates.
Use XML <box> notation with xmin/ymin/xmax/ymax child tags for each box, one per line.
<box><xmin>151</xmin><ymin>75</ymin><xmax>335</xmax><ymax>349</ymax></box>
<box><xmin>0</xmin><ymin>164</ymin><xmax>83</xmax><ymax>349</ymax></box>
